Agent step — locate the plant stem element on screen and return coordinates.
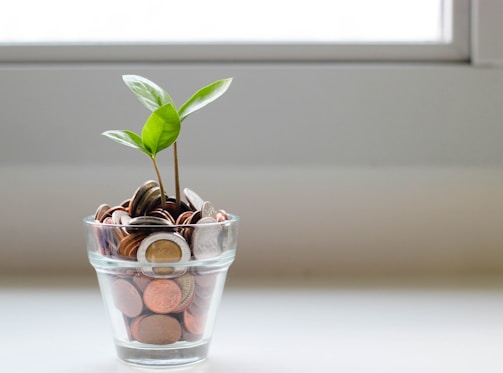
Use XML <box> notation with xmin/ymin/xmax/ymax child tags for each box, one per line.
<box><xmin>151</xmin><ymin>156</ymin><xmax>166</xmax><ymax>209</ymax></box>
<box><xmin>173</xmin><ymin>141</ymin><xmax>181</xmax><ymax>215</ymax></box>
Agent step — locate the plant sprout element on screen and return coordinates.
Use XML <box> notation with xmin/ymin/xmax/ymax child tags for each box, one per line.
<box><xmin>103</xmin><ymin>74</ymin><xmax>232</xmax><ymax>213</ymax></box>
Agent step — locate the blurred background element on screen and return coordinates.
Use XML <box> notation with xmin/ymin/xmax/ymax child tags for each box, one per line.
<box><xmin>1</xmin><ymin>0</ymin><xmax>503</xmax><ymax>281</ymax></box>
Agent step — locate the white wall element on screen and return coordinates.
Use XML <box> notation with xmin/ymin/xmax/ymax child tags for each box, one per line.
<box><xmin>1</xmin><ymin>63</ymin><xmax>503</xmax><ymax>278</ymax></box>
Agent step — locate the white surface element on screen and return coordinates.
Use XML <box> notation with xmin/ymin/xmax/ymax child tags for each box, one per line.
<box><xmin>2</xmin><ymin>277</ymin><xmax>503</xmax><ymax>373</ymax></box>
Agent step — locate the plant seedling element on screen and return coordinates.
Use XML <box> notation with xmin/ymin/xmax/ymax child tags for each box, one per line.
<box><xmin>103</xmin><ymin>75</ymin><xmax>232</xmax><ymax>213</ymax></box>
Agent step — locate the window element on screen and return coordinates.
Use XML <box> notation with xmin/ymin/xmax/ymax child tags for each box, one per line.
<box><xmin>0</xmin><ymin>0</ymin><xmax>469</xmax><ymax>62</ymax></box>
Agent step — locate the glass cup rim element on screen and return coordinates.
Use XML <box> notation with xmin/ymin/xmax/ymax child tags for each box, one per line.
<box><xmin>84</xmin><ymin>213</ymin><xmax>238</xmax><ymax>268</ymax></box>
<box><xmin>83</xmin><ymin>213</ymin><xmax>239</xmax><ymax>228</ymax></box>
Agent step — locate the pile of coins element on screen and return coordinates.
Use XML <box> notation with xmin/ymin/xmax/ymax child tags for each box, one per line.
<box><xmin>94</xmin><ymin>180</ymin><xmax>231</xmax><ymax>263</ymax></box>
<box><xmin>111</xmin><ymin>271</ymin><xmax>217</xmax><ymax>344</ymax></box>
<box><xmin>92</xmin><ymin>180</ymin><xmax>234</xmax><ymax>345</ymax></box>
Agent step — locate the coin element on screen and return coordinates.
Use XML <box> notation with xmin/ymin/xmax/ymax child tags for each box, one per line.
<box><xmin>175</xmin><ymin>210</ymin><xmax>193</xmax><ymax>225</ymax></box>
<box><xmin>111</xmin><ymin>278</ymin><xmax>143</xmax><ymax>318</ymax></box>
<box><xmin>118</xmin><ymin>232</ymin><xmax>147</xmax><ymax>259</ymax></box>
<box><xmin>120</xmin><ymin>199</ymin><xmax>131</xmax><ymax>209</ymax></box>
<box><xmin>183</xmin><ymin>188</ymin><xmax>204</xmax><ymax>211</ymax></box>
<box><xmin>131</xmin><ymin>314</ymin><xmax>182</xmax><ymax>345</ymax></box>
<box><xmin>135</xmin><ymin>185</ymin><xmax>161</xmax><ymax>217</ymax></box>
<box><xmin>129</xmin><ymin>180</ymin><xmax>159</xmax><ymax>217</ymax></box>
<box><xmin>94</xmin><ymin>203</ymin><xmax>111</xmax><ymax>222</ymax></box>
<box><xmin>137</xmin><ymin>232</ymin><xmax>191</xmax><ymax>276</ymax></box>
<box><xmin>215</xmin><ymin>209</ymin><xmax>229</xmax><ymax>222</ymax></box>
<box><xmin>143</xmin><ymin>279</ymin><xmax>183</xmax><ymax>314</ymax></box>
<box><xmin>188</xmin><ymin>210</ymin><xmax>202</xmax><ymax>224</ymax></box>
<box><xmin>183</xmin><ymin>309</ymin><xmax>206</xmax><ymax>335</ymax></box>
<box><xmin>186</xmin><ymin>296</ymin><xmax>208</xmax><ymax>317</ymax></box>
<box><xmin>191</xmin><ymin>217</ymin><xmax>223</xmax><ymax>260</ymax></box>
<box><xmin>111</xmin><ymin>209</ymin><xmax>131</xmax><ymax>225</ymax></box>
<box><xmin>149</xmin><ymin>208</ymin><xmax>175</xmax><ymax>224</ymax></box>
<box><xmin>132</xmin><ymin>273</ymin><xmax>152</xmax><ymax>293</ymax></box>
<box><xmin>129</xmin><ymin>216</ymin><xmax>173</xmax><ymax>226</ymax></box>
<box><xmin>125</xmin><ymin>216</ymin><xmax>174</xmax><ymax>235</ymax></box>
<box><xmin>201</xmin><ymin>201</ymin><xmax>216</xmax><ymax>218</ymax></box>
<box><xmin>173</xmin><ymin>273</ymin><xmax>196</xmax><ymax>313</ymax></box>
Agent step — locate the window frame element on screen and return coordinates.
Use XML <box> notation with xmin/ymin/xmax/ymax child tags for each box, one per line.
<box><xmin>0</xmin><ymin>0</ymin><xmax>470</xmax><ymax>63</ymax></box>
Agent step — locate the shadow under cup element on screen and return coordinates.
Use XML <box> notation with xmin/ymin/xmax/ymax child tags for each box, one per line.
<box><xmin>83</xmin><ymin>215</ymin><xmax>238</xmax><ymax>367</ymax></box>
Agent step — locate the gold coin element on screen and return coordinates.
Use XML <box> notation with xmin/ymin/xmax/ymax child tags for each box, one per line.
<box><xmin>137</xmin><ymin>232</ymin><xmax>191</xmax><ymax>277</ymax></box>
<box><xmin>146</xmin><ymin>239</ymin><xmax>183</xmax><ymax>262</ymax></box>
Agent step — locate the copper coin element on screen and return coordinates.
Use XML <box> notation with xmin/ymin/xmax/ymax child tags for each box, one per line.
<box><xmin>118</xmin><ymin>233</ymin><xmax>147</xmax><ymax>259</ymax></box>
<box><xmin>215</xmin><ymin>209</ymin><xmax>230</xmax><ymax>222</ymax></box>
<box><xmin>188</xmin><ymin>210</ymin><xmax>202</xmax><ymax>224</ymax></box>
<box><xmin>183</xmin><ymin>309</ymin><xmax>206</xmax><ymax>335</ymax></box>
<box><xmin>111</xmin><ymin>278</ymin><xmax>143</xmax><ymax>318</ymax></box>
<box><xmin>175</xmin><ymin>210</ymin><xmax>193</xmax><ymax>225</ymax></box>
<box><xmin>149</xmin><ymin>208</ymin><xmax>175</xmax><ymax>224</ymax></box>
<box><xmin>143</xmin><ymin>279</ymin><xmax>183</xmax><ymax>314</ymax></box>
<box><xmin>165</xmin><ymin>197</ymin><xmax>191</xmax><ymax>216</ymax></box>
<box><xmin>94</xmin><ymin>203</ymin><xmax>111</xmax><ymax>222</ymax></box>
<box><xmin>131</xmin><ymin>314</ymin><xmax>182</xmax><ymax>345</ymax></box>
<box><xmin>186</xmin><ymin>297</ymin><xmax>208</xmax><ymax>317</ymax></box>
<box><xmin>100</xmin><ymin>205</ymin><xmax>128</xmax><ymax>223</ymax></box>
<box><xmin>162</xmin><ymin>201</ymin><xmax>181</xmax><ymax>221</ymax></box>
<box><xmin>130</xmin><ymin>314</ymin><xmax>147</xmax><ymax>338</ymax></box>
<box><xmin>132</xmin><ymin>274</ymin><xmax>152</xmax><ymax>293</ymax></box>
<box><xmin>120</xmin><ymin>198</ymin><xmax>131</xmax><ymax>209</ymax></box>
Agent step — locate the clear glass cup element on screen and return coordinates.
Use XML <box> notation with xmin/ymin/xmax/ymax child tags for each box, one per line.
<box><xmin>83</xmin><ymin>214</ymin><xmax>239</xmax><ymax>367</ymax></box>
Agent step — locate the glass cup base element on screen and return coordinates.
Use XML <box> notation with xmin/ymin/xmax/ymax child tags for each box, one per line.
<box><xmin>115</xmin><ymin>339</ymin><xmax>210</xmax><ymax>367</ymax></box>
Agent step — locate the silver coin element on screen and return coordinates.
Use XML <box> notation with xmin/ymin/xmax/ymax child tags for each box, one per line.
<box><xmin>129</xmin><ymin>216</ymin><xmax>173</xmax><ymax>226</ymax></box>
<box><xmin>111</xmin><ymin>209</ymin><xmax>131</xmax><ymax>225</ymax></box>
<box><xmin>201</xmin><ymin>201</ymin><xmax>216</xmax><ymax>219</ymax></box>
<box><xmin>184</xmin><ymin>187</ymin><xmax>204</xmax><ymax>211</ymax></box>
<box><xmin>191</xmin><ymin>217</ymin><xmax>223</xmax><ymax>260</ymax></box>
<box><xmin>126</xmin><ymin>216</ymin><xmax>174</xmax><ymax>234</ymax></box>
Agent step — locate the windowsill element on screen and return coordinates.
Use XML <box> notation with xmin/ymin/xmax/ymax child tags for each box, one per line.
<box><xmin>3</xmin><ymin>275</ymin><xmax>503</xmax><ymax>373</ymax></box>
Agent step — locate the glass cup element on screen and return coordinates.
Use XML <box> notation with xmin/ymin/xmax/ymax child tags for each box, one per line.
<box><xmin>83</xmin><ymin>214</ymin><xmax>239</xmax><ymax>367</ymax></box>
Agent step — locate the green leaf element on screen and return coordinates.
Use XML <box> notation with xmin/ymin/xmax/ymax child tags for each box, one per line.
<box><xmin>102</xmin><ymin>130</ymin><xmax>150</xmax><ymax>155</ymax></box>
<box><xmin>178</xmin><ymin>78</ymin><xmax>232</xmax><ymax>122</ymax></box>
<box><xmin>122</xmin><ymin>75</ymin><xmax>175</xmax><ymax>112</ymax></box>
<box><xmin>141</xmin><ymin>103</ymin><xmax>181</xmax><ymax>155</ymax></box>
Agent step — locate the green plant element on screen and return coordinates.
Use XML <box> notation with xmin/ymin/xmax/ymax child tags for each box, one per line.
<box><xmin>102</xmin><ymin>74</ymin><xmax>232</xmax><ymax>212</ymax></box>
